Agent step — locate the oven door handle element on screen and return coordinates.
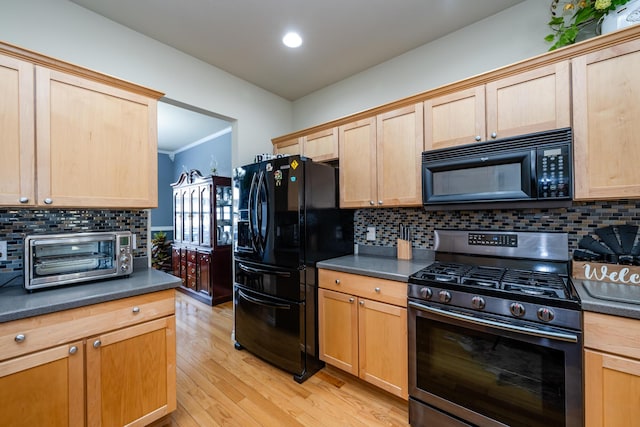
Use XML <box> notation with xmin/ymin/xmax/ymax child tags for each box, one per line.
<box><xmin>408</xmin><ymin>301</ymin><xmax>579</xmax><ymax>343</ymax></box>
<box><xmin>237</xmin><ymin>289</ymin><xmax>292</xmax><ymax>310</ymax></box>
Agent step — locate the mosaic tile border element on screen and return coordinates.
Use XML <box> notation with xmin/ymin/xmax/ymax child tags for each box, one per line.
<box><xmin>0</xmin><ymin>209</ymin><xmax>148</xmax><ymax>272</ymax></box>
<box><xmin>355</xmin><ymin>201</ymin><xmax>640</xmax><ymax>255</ymax></box>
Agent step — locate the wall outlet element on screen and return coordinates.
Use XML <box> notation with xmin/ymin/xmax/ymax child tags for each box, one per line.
<box><xmin>366</xmin><ymin>226</ymin><xmax>376</xmax><ymax>241</ymax></box>
<box><xmin>0</xmin><ymin>241</ymin><xmax>7</xmax><ymax>261</ymax></box>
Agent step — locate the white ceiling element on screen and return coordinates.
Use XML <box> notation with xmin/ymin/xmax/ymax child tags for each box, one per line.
<box><xmin>157</xmin><ymin>101</ymin><xmax>231</xmax><ymax>153</ymax></box>
<box><xmin>69</xmin><ymin>0</ymin><xmax>525</xmax><ymax>151</ymax></box>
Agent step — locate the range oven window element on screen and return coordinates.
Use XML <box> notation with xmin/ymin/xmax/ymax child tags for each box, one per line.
<box><xmin>415</xmin><ymin>316</ymin><xmax>566</xmax><ymax>426</ymax></box>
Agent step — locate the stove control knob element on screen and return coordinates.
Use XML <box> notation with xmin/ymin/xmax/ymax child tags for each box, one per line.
<box><xmin>438</xmin><ymin>290</ymin><xmax>452</xmax><ymax>304</ymax></box>
<box><xmin>419</xmin><ymin>287</ymin><xmax>433</xmax><ymax>300</ymax></box>
<box><xmin>471</xmin><ymin>296</ymin><xmax>485</xmax><ymax>310</ymax></box>
<box><xmin>510</xmin><ymin>302</ymin><xmax>526</xmax><ymax>317</ymax></box>
<box><xmin>537</xmin><ymin>307</ymin><xmax>555</xmax><ymax>322</ymax></box>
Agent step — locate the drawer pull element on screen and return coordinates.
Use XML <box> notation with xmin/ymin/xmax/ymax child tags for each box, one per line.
<box><xmin>132</xmin><ymin>306</ymin><xmax>140</xmax><ymax>314</ymax></box>
<box><xmin>93</xmin><ymin>339</ymin><xmax>102</xmax><ymax>349</ymax></box>
<box><xmin>374</xmin><ymin>287</ymin><xmax>381</xmax><ymax>293</ymax></box>
<box><xmin>335</xmin><ymin>279</ymin><xmax>340</xmax><ymax>284</ymax></box>
<box><xmin>359</xmin><ymin>300</ymin><xmax>365</xmax><ymax>306</ymax></box>
<box><xmin>349</xmin><ymin>297</ymin><xmax>355</xmax><ymax>303</ymax></box>
<box><xmin>69</xmin><ymin>346</ymin><xmax>78</xmax><ymax>355</ymax></box>
<box><xmin>14</xmin><ymin>334</ymin><xmax>25</xmax><ymax>343</ymax></box>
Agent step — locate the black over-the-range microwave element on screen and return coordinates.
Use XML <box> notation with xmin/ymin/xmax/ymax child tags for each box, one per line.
<box><xmin>422</xmin><ymin>127</ymin><xmax>573</xmax><ymax>210</ymax></box>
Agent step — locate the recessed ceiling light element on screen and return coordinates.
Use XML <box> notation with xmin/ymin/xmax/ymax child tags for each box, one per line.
<box><xmin>282</xmin><ymin>32</ymin><xmax>303</xmax><ymax>48</ymax></box>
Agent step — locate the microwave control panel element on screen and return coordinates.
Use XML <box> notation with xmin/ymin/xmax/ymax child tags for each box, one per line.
<box><xmin>537</xmin><ymin>145</ymin><xmax>571</xmax><ymax>199</ymax></box>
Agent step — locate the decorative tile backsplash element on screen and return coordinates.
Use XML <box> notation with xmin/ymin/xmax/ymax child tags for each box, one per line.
<box><xmin>355</xmin><ymin>201</ymin><xmax>640</xmax><ymax>254</ymax></box>
<box><xmin>0</xmin><ymin>209</ymin><xmax>148</xmax><ymax>272</ymax></box>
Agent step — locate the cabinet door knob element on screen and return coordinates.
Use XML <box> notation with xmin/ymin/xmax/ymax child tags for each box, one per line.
<box><xmin>19</xmin><ymin>197</ymin><xmax>29</xmax><ymax>203</ymax></box>
<box><xmin>69</xmin><ymin>346</ymin><xmax>78</xmax><ymax>355</ymax></box>
<box><xmin>378</xmin><ymin>200</ymin><xmax>383</xmax><ymax>205</ymax></box>
<box><xmin>335</xmin><ymin>279</ymin><xmax>340</xmax><ymax>284</ymax></box>
<box><xmin>14</xmin><ymin>334</ymin><xmax>25</xmax><ymax>343</ymax></box>
<box><xmin>491</xmin><ymin>132</ymin><xmax>497</xmax><ymax>139</ymax></box>
<box><xmin>43</xmin><ymin>198</ymin><xmax>53</xmax><ymax>204</ymax></box>
<box><xmin>369</xmin><ymin>200</ymin><xmax>375</xmax><ymax>206</ymax></box>
<box><xmin>93</xmin><ymin>339</ymin><xmax>102</xmax><ymax>349</ymax></box>
<box><xmin>359</xmin><ymin>300</ymin><xmax>365</xmax><ymax>306</ymax></box>
<box><xmin>132</xmin><ymin>306</ymin><xmax>140</xmax><ymax>314</ymax></box>
<box><xmin>349</xmin><ymin>297</ymin><xmax>355</xmax><ymax>303</ymax></box>
<box><xmin>475</xmin><ymin>135</ymin><xmax>481</xmax><ymax>141</ymax></box>
<box><xmin>374</xmin><ymin>287</ymin><xmax>381</xmax><ymax>293</ymax></box>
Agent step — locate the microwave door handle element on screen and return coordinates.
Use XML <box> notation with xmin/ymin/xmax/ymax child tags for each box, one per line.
<box><xmin>408</xmin><ymin>301</ymin><xmax>579</xmax><ymax>343</ymax></box>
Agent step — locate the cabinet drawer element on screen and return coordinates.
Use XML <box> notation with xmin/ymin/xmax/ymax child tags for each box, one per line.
<box><xmin>187</xmin><ymin>261</ymin><xmax>197</xmax><ymax>277</ymax></box>
<box><xmin>318</xmin><ymin>269</ymin><xmax>407</xmax><ymax>307</ymax></box>
<box><xmin>584</xmin><ymin>311</ymin><xmax>640</xmax><ymax>360</ymax></box>
<box><xmin>0</xmin><ymin>289</ymin><xmax>175</xmax><ymax>362</ymax></box>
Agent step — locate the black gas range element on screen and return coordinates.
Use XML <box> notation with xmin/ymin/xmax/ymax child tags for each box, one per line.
<box><xmin>408</xmin><ymin>230</ymin><xmax>583</xmax><ymax>427</ymax></box>
<box><xmin>408</xmin><ymin>229</ymin><xmax>581</xmax><ymax>329</ymax></box>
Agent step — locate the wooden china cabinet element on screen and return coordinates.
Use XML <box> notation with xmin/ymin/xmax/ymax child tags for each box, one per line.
<box><xmin>171</xmin><ymin>170</ymin><xmax>233</xmax><ymax>305</ymax></box>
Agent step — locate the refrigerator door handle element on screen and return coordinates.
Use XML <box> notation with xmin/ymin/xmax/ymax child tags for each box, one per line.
<box><xmin>248</xmin><ymin>171</ymin><xmax>259</xmax><ymax>253</ymax></box>
<box><xmin>255</xmin><ymin>170</ymin><xmax>269</xmax><ymax>255</ymax></box>
<box><xmin>238</xmin><ymin>262</ymin><xmax>291</xmax><ymax>277</ymax></box>
<box><xmin>237</xmin><ymin>289</ymin><xmax>292</xmax><ymax>310</ymax></box>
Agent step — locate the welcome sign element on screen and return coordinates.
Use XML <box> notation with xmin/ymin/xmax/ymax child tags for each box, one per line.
<box><xmin>572</xmin><ymin>261</ymin><xmax>640</xmax><ymax>285</ymax></box>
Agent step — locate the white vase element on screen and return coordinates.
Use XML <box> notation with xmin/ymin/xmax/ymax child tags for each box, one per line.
<box><xmin>601</xmin><ymin>0</ymin><xmax>640</xmax><ymax>34</ymax></box>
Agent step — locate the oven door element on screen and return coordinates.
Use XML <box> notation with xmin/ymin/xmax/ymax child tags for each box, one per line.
<box><xmin>408</xmin><ymin>300</ymin><xmax>582</xmax><ymax>427</ymax></box>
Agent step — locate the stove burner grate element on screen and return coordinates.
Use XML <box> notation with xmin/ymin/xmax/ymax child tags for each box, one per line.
<box><xmin>461</xmin><ymin>266</ymin><xmax>505</xmax><ymax>288</ymax></box>
<box><xmin>501</xmin><ymin>269</ymin><xmax>568</xmax><ymax>299</ymax></box>
<box><xmin>416</xmin><ymin>262</ymin><xmax>473</xmax><ymax>283</ymax></box>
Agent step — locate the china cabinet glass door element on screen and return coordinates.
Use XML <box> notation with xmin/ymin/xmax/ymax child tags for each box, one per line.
<box><xmin>216</xmin><ymin>183</ymin><xmax>233</xmax><ymax>248</ymax></box>
<box><xmin>201</xmin><ymin>185</ymin><xmax>211</xmax><ymax>246</ymax></box>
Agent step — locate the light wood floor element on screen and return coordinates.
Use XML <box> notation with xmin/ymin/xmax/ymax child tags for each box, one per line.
<box><xmin>162</xmin><ymin>291</ymin><xmax>410</xmax><ymax>427</ymax></box>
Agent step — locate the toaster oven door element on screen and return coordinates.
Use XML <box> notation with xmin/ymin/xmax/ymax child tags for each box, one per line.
<box><xmin>25</xmin><ymin>233</ymin><xmax>124</xmax><ymax>290</ymax></box>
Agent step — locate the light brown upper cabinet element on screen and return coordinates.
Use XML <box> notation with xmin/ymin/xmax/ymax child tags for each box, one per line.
<box><xmin>273</xmin><ymin>127</ymin><xmax>338</xmax><ymax>162</ymax></box>
<box><xmin>572</xmin><ymin>38</ymin><xmax>640</xmax><ymax>200</ymax></box>
<box><xmin>36</xmin><ymin>67</ymin><xmax>158</xmax><ymax>208</ymax></box>
<box><xmin>338</xmin><ymin>117</ymin><xmax>377</xmax><ymax>207</ymax></box>
<box><xmin>302</xmin><ymin>127</ymin><xmax>339</xmax><ymax>162</ymax></box>
<box><xmin>424</xmin><ymin>86</ymin><xmax>486</xmax><ymax>150</ymax></box>
<box><xmin>273</xmin><ymin>136</ymin><xmax>301</xmax><ymax>157</ymax></box>
<box><xmin>339</xmin><ymin>103</ymin><xmax>423</xmax><ymax>208</ymax></box>
<box><xmin>0</xmin><ymin>54</ymin><xmax>35</xmax><ymax>206</ymax></box>
<box><xmin>0</xmin><ymin>43</ymin><xmax>162</xmax><ymax>209</ymax></box>
<box><xmin>424</xmin><ymin>61</ymin><xmax>571</xmax><ymax>150</ymax></box>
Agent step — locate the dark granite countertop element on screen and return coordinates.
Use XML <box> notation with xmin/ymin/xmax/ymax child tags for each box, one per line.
<box><xmin>0</xmin><ymin>267</ymin><xmax>180</xmax><ymax>323</ymax></box>
<box><xmin>573</xmin><ymin>279</ymin><xmax>640</xmax><ymax>320</ymax></box>
<box><xmin>316</xmin><ymin>245</ymin><xmax>434</xmax><ymax>282</ymax></box>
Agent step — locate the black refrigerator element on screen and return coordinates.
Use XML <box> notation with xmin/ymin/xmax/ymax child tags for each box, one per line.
<box><xmin>233</xmin><ymin>155</ymin><xmax>353</xmax><ymax>382</ymax></box>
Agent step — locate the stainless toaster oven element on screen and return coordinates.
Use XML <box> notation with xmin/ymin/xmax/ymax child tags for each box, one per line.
<box><xmin>24</xmin><ymin>231</ymin><xmax>134</xmax><ymax>291</ymax></box>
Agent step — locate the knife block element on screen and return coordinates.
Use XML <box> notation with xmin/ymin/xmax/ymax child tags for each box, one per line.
<box><xmin>397</xmin><ymin>239</ymin><xmax>412</xmax><ymax>260</ymax></box>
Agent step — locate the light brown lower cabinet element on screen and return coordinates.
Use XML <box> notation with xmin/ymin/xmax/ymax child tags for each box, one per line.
<box><xmin>584</xmin><ymin>311</ymin><xmax>640</xmax><ymax>427</ymax></box>
<box><xmin>318</xmin><ymin>269</ymin><xmax>408</xmax><ymax>399</ymax></box>
<box><xmin>0</xmin><ymin>289</ymin><xmax>176</xmax><ymax>427</ymax></box>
